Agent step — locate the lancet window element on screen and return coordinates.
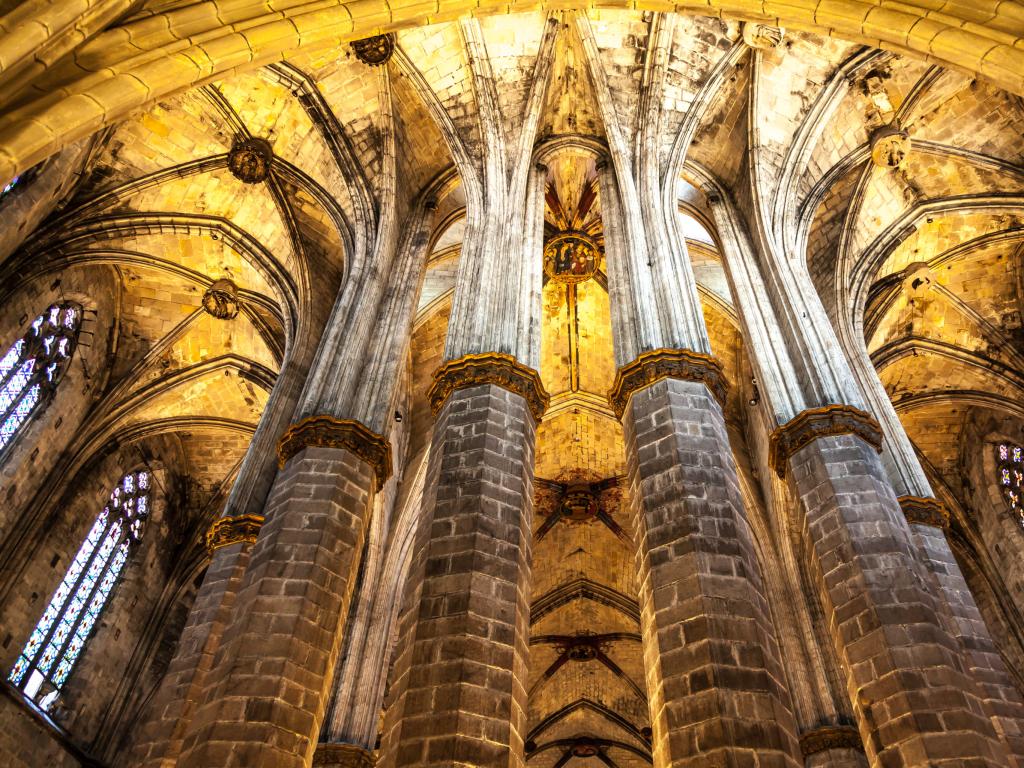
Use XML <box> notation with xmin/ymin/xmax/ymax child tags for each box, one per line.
<box><xmin>8</xmin><ymin>470</ymin><xmax>151</xmax><ymax>709</ymax></box>
<box><xmin>0</xmin><ymin>303</ymin><xmax>81</xmax><ymax>459</ymax></box>
<box><xmin>998</xmin><ymin>443</ymin><xmax>1024</xmax><ymax>529</ymax></box>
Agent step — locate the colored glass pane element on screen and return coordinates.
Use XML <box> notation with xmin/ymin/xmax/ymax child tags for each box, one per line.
<box><xmin>997</xmin><ymin>443</ymin><xmax>1024</xmax><ymax>529</ymax></box>
<box><xmin>8</xmin><ymin>471</ymin><xmax>150</xmax><ymax>703</ymax></box>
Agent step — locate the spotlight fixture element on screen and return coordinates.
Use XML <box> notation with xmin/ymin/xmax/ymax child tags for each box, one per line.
<box><xmin>394</xmin><ymin>410</ymin><xmax>403</xmax><ymax>423</ymax></box>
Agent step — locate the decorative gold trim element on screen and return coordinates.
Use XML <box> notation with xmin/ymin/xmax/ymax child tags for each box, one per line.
<box><xmin>898</xmin><ymin>495</ymin><xmax>950</xmax><ymax>529</ymax></box>
<box><xmin>768</xmin><ymin>404</ymin><xmax>883</xmax><ymax>478</ymax></box>
<box><xmin>205</xmin><ymin>514</ymin><xmax>264</xmax><ymax>555</ymax></box>
<box><xmin>313</xmin><ymin>743</ymin><xmax>375</xmax><ymax>768</ymax></box>
<box><xmin>429</xmin><ymin>352</ymin><xmax>549</xmax><ymax>423</ymax></box>
<box><xmin>276</xmin><ymin>416</ymin><xmax>392</xmax><ymax>490</ymax></box>
<box><xmin>608</xmin><ymin>348</ymin><xmax>728</xmax><ymax>418</ymax></box>
<box><xmin>799</xmin><ymin>725</ymin><xmax>863</xmax><ymax>756</ymax></box>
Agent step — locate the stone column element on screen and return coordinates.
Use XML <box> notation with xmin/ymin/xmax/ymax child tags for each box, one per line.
<box><xmin>902</xmin><ymin>497</ymin><xmax>1024</xmax><ymax>766</ymax></box>
<box><xmin>378</xmin><ymin>89</ymin><xmax>549</xmax><ymax>764</ymax></box>
<box><xmin>125</xmin><ymin>518</ymin><xmax>261</xmax><ymax>767</ymax></box>
<box><xmin>599</xmin><ymin>161</ymin><xmax>802</xmax><ymax>765</ymax></box>
<box><xmin>707</xmin><ymin>185</ymin><xmax>1012</xmax><ymax>766</ymax></box>
<box><xmin>379</xmin><ymin>366</ymin><xmax>544</xmax><ymax>768</ymax></box>
<box><xmin>610</xmin><ymin>355</ymin><xmax>802</xmax><ymax>768</ymax></box>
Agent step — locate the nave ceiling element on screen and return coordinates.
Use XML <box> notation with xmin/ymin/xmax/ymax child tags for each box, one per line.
<box><xmin>0</xmin><ymin>2</ymin><xmax>1022</xmax><ymax>761</ymax></box>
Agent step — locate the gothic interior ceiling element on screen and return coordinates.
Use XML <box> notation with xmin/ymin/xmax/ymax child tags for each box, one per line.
<box><xmin>0</xmin><ymin>1</ymin><xmax>1023</xmax><ymax>763</ymax></box>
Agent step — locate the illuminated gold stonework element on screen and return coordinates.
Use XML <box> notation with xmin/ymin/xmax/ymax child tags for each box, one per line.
<box><xmin>799</xmin><ymin>725</ymin><xmax>863</xmax><ymax>756</ymax></box>
<box><xmin>313</xmin><ymin>743</ymin><xmax>375</xmax><ymax>767</ymax></box>
<box><xmin>608</xmin><ymin>348</ymin><xmax>728</xmax><ymax>419</ymax></box>
<box><xmin>205</xmin><ymin>514</ymin><xmax>264</xmax><ymax>555</ymax></box>
<box><xmin>276</xmin><ymin>415</ymin><xmax>392</xmax><ymax>490</ymax></box>
<box><xmin>429</xmin><ymin>352</ymin><xmax>550</xmax><ymax>423</ymax></box>
<box><xmin>898</xmin><ymin>495</ymin><xmax>950</xmax><ymax>529</ymax></box>
<box><xmin>544</xmin><ymin>231</ymin><xmax>599</xmax><ymax>284</ymax></box>
<box><xmin>768</xmin><ymin>404</ymin><xmax>883</xmax><ymax>478</ymax></box>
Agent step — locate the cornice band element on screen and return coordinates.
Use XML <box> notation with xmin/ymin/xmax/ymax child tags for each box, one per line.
<box><xmin>205</xmin><ymin>514</ymin><xmax>264</xmax><ymax>555</ymax></box>
<box><xmin>277</xmin><ymin>415</ymin><xmax>392</xmax><ymax>491</ymax></box>
<box><xmin>608</xmin><ymin>348</ymin><xmax>728</xmax><ymax>419</ymax></box>
<box><xmin>769</xmin><ymin>404</ymin><xmax>883</xmax><ymax>478</ymax></box>
<box><xmin>799</xmin><ymin>725</ymin><xmax>864</xmax><ymax>756</ymax></box>
<box><xmin>429</xmin><ymin>352</ymin><xmax>549</xmax><ymax>423</ymax></box>
<box><xmin>898</xmin><ymin>495</ymin><xmax>950</xmax><ymax>529</ymax></box>
<box><xmin>312</xmin><ymin>743</ymin><xmax>375</xmax><ymax>767</ymax></box>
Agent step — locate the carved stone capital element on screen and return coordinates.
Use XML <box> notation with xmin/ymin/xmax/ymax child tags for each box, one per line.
<box><xmin>898</xmin><ymin>495</ymin><xmax>950</xmax><ymax>529</ymax></box>
<box><xmin>205</xmin><ymin>514</ymin><xmax>264</xmax><ymax>555</ymax></box>
<box><xmin>313</xmin><ymin>743</ymin><xmax>375</xmax><ymax>768</ymax></box>
<box><xmin>429</xmin><ymin>352</ymin><xmax>549</xmax><ymax>423</ymax></box>
<box><xmin>351</xmin><ymin>34</ymin><xmax>395</xmax><ymax>66</ymax></box>
<box><xmin>608</xmin><ymin>348</ymin><xmax>728</xmax><ymax>419</ymax></box>
<box><xmin>277</xmin><ymin>416</ymin><xmax>392</xmax><ymax>490</ymax></box>
<box><xmin>769</xmin><ymin>404</ymin><xmax>883</xmax><ymax>478</ymax></box>
<box><xmin>799</xmin><ymin>725</ymin><xmax>864</xmax><ymax>756</ymax></box>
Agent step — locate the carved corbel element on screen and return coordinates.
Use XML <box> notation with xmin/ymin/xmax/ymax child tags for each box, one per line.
<box><xmin>608</xmin><ymin>348</ymin><xmax>728</xmax><ymax>419</ymax></box>
<box><xmin>429</xmin><ymin>352</ymin><xmax>549</xmax><ymax>423</ymax></box>
<box><xmin>768</xmin><ymin>404</ymin><xmax>883</xmax><ymax>478</ymax></box>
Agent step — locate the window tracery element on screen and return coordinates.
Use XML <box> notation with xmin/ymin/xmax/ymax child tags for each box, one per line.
<box><xmin>998</xmin><ymin>443</ymin><xmax>1024</xmax><ymax>529</ymax></box>
<box><xmin>0</xmin><ymin>303</ymin><xmax>81</xmax><ymax>458</ymax></box>
<box><xmin>8</xmin><ymin>470</ymin><xmax>151</xmax><ymax>710</ymax></box>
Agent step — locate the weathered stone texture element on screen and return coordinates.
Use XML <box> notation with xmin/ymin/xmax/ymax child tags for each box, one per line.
<box><xmin>623</xmin><ymin>377</ymin><xmax>802</xmax><ymax>768</ymax></box>
<box><xmin>126</xmin><ymin>541</ymin><xmax>254</xmax><ymax>767</ymax></box>
<box><xmin>380</xmin><ymin>384</ymin><xmax>535</xmax><ymax>768</ymax></box>
<box><xmin>177</xmin><ymin>445</ymin><xmax>375</xmax><ymax>768</ymax></box>
<box><xmin>791</xmin><ymin>432</ymin><xmax>1010</xmax><ymax>766</ymax></box>
<box><xmin>909</xmin><ymin>520</ymin><xmax>1024</xmax><ymax>766</ymax></box>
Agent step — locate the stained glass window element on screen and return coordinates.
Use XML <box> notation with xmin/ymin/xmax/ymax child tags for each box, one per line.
<box><xmin>0</xmin><ymin>303</ymin><xmax>81</xmax><ymax>460</ymax></box>
<box><xmin>998</xmin><ymin>443</ymin><xmax>1024</xmax><ymax>529</ymax></box>
<box><xmin>8</xmin><ymin>470</ymin><xmax>151</xmax><ymax>710</ymax></box>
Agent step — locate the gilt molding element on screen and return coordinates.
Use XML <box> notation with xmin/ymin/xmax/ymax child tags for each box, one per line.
<box><xmin>205</xmin><ymin>514</ymin><xmax>264</xmax><ymax>555</ymax></box>
<box><xmin>429</xmin><ymin>352</ymin><xmax>549</xmax><ymax>423</ymax></box>
<box><xmin>898</xmin><ymin>495</ymin><xmax>950</xmax><ymax>529</ymax></box>
<box><xmin>276</xmin><ymin>415</ymin><xmax>392</xmax><ymax>490</ymax></box>
<box><xmin>769</xmin><ymin>404</ymin><xmax>883</xmax><ymax>478</ymax></box>
<box><xmin>313</xmin><ymin>743</ymin><xmax>375</xmax><ymax>768</ymax></box>
<box><xmin>799</xmin><ymin>725</ymin><xmax>864</xmax><ymax>756</ymax></box>
<box><xmin>608</xmin><ymin>348</ymin><xmax>728</xmax><ymax>418</ymax></box>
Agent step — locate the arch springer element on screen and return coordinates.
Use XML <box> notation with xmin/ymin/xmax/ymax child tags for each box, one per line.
<box><xmin>277</xmin><ymin>415</ymin><xmax>392</xmax><ymax>491</ymax></box>
<box><xmin>898</xmin><ymin>495</ymin><xmax>950</xmax><ymax>529</ymax></box>
<box><xmin>205</xmin><ymin>514</ymin><xmax>265</xmax><ymax>555</ymax></box>
<box><xmin>608</xmin><ymin>348</ymin><xmax>728</xmax><ymax>419</ymax></box>
<box><xmin>429</xmin><ymin>352</ymin><xmax>549</xmax><ymax>423</ymax></box>
<box><xmin>768</xmin><ymin>404</ymin><xmax>883</xmax><ymax>478</ymax></box>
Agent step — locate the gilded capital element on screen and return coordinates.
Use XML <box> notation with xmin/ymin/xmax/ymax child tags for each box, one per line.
<box><xmin>276</xmin><ymin>416</ymin><xmax>392</xmax><ymax>491</ymax></box>
<box><xmin>205</xmin><ymin>514</ymin><xmax>264</xmax><ymax>555</ymax></box>
<box><xmin>429</xmin><ymin>352</ymin><xmax>549</xmax><ymax>423</ymax></box>
<box><xmin>898</xmin><ymin>495</ymin><xmax>950</xmax><ymax>529</ymax></box>
<box><xmin>799</xmin><ymin>725</ymin><xmax>863</xmax><ymax>756</ymax></box>
<box><xmin>313</xmin><ymin>743</ymin><xmax>375</xmax><ymax>768</ymax></box>
<box><xmin>608</xmin><ymin>348</ymin><xmax>728</xmax><ymax>419</ymax></box>
<box><xmin>768</xmin><ymin>404</ymin><xmax>883</xmax><ymax>478</ymax></box>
